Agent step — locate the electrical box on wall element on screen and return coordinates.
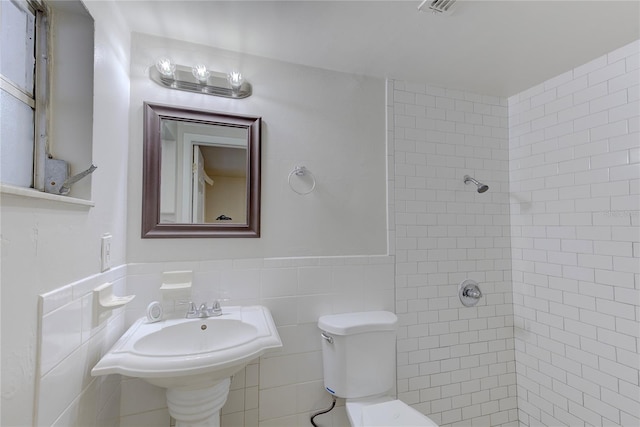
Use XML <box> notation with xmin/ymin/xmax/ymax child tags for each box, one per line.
<box><xmin>100</xmin><ymin>233</ymin><xmax>112</xmax><ymax>272</ymax></box>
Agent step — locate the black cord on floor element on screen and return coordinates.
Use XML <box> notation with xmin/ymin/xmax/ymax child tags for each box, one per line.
<box><xmin>310</xmin><ymin>395</ymin><xmax>337</xmax><ymax>426</ymax></box>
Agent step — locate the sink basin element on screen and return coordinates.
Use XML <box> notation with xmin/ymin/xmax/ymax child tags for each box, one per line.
<box><xmin>134</xmin><ymin>318</ymin><xmax>258</xmax><ymax>356</ymax></box>
<box><xmin>92</xmin><ymin>305</ymin><xmax>282</xmax><ymax>427</ymax></box>
<box><xmin>92</xmin><ymin>305</ymin><xmax>282</xmax><ymax>389</ymax></box>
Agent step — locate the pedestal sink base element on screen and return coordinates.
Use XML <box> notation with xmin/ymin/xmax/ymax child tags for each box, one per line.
<box><xmin>91</xmin><ymin>307</ymin><xmax>283</xmax><ymax>426</ymax></box>
<box><xmin>166</xmin><ymin>378</ymin><xmax>231</xmax><ymax>427</ymax></box>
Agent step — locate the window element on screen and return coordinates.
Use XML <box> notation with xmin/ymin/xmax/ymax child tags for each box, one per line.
<box><xmin>1</xmin><ymin>0</ymin><xmax>94</xmax><ymax>200</ymax></box>
<box><xmin>0</xmin><ymin>0</ymin><xmax>47</xmax><ymax>189</ymax></box>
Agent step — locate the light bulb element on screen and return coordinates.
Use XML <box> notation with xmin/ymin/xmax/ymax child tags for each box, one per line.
<box><xmin>227</xmin><ymin>71</ymin><xmax>244</xmax><ymax>90</ymax></box>
<box><xmin>191</xmin><ymin>64</ymin><xmax>210</xmax><ymax>82</ymax></box>
<box><xmin>155</xmin><ymin>57</ymin><xmax>176</xmax><ymax>76</ymax></box>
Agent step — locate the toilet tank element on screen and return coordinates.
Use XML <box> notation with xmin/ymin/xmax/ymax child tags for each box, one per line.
<box><xmin>318</xmin><ymin>311</ymin><xmax>397</xmax><ymax>399</ymax></box>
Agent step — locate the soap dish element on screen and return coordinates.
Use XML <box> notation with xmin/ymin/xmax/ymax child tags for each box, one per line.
<box><xmin>93</xmin><ymin>282</ymin><xmax>135</xmax><ymax>325</ymax></box>
<box><xmin>160</xmin><ymin>270</ymin><xmax>193</xmax><ymax>291</ymax></box>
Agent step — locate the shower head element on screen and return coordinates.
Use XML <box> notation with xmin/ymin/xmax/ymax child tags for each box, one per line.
<box><xmin>464</xmin><ymin>175</ymin><xmax>489</xmax><ymax>193</ymax></box>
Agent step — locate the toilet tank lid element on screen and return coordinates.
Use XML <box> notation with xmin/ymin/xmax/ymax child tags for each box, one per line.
<box><xmin>318</xmin><ymin>311</ymin><xmax>398</xmax><ymax>335</ymax></box>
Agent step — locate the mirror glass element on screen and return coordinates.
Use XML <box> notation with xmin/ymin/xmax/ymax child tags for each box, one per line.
<box><xmin>142</xmin><ymin>103</ymin><xmax>261</xmax><ymax>238</ymax></box>
<box><xmin>160</xmin><ymin>120</ymin><xmax>248</xmax><ymax>224</ymax></box>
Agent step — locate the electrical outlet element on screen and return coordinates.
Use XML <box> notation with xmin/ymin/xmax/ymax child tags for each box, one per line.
<box><xmin>101</xmin><ymin>234</ymin><xmax>112</xmax><ymax>272</ymax></box>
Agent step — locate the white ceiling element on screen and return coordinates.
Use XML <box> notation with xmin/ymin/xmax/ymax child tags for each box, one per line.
<box><xmin>116</xmin><ymin>1</ymin><xmax>640</xmax><ymax>97</ymax></box>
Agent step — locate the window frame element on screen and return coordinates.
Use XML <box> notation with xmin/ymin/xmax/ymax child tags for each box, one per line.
<box><xmin>32</xmin><ymin>0</ymin><xmax>49</xmax><ymax>191</ymax></box>
<box><xmin>0</xmin><ymin>0</ymin><xmax>49</xmax><ymax>191</ymax></box>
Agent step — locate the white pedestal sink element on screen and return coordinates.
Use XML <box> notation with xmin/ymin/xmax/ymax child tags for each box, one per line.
<box><xmin>92</xmin><ymin>306</ymin><xmax>282</xmax><ymax>427</ymax></box>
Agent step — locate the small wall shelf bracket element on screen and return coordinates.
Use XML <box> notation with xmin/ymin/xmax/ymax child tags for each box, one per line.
<box><xmin>93</xmin><ymin>282</ymin><xmax>135</xmax><ymax>325</ymax></box>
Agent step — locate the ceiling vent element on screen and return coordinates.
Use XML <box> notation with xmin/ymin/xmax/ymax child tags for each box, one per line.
<box><xmin>418</xmin><ymin>0</ymin><xmax>456</xmax><ymax>15</ymax></box>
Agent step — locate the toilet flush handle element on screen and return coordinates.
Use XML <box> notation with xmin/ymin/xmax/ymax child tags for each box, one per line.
<box><xmin>320</xmin><ymin>332</ymin><xmax>334</xmax><ymax>344</ymax></box>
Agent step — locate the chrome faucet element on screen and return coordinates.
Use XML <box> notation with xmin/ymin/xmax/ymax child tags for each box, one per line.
<box><xmin>180</xmin><ymin>300</ymin><xmax>223</xmax><ymax>318</ymax></box>
<box><xmin>179</xmin><ymin>301</ymin><xmax>197</xmax><ymax>318</ymax></box>
<box><xmin>210</xmin><ymin>300</ymin><xmax>222</xmax><ymax>316</ymax></box>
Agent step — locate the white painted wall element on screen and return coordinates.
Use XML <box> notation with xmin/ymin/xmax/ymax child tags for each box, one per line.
<box><xmin>2</xmin><ymin>22</ymin><xmax>387</xmax><ymax>427</ymax></box>
<box><xmin>126</xmin><ymin>33</ymin><xmax>388</xmax><ymax>261</ymax></box>
<box><xmin>48</xmin><ymin>1</ymin><xmax>95</xmax><ymax>200</ymax></box>
<box><xmin>509</xmin><ymin>39</ymin><xmax>640</xmax><ymax>427</ymax></box>
<box><xmin>0</xmin><ymin>1</ymin><xmax>131</xmax><ymax>425</ymax></box>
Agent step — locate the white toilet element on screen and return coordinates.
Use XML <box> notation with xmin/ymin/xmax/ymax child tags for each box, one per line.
<box><xmin>318</xmin><ymin>311</ymin><xmax>438</xmax><ymax>427</ymax></box>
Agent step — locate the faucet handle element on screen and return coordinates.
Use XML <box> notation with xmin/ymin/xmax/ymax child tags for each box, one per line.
<box><xmin>210</xmin><ymin>299</ymin><xmax>222</xmax><ymax>315</ymax></box>
<box><xmin>177</xmin><ymin>300</ymin><xmax>197</xmax><ymax>316</ymax></box>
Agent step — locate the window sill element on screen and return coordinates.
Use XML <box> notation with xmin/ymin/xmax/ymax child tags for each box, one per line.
<box><xmin>1</xmin><ymin>184</ymin><xmax>95</xmax><ymax>207</ymax></box>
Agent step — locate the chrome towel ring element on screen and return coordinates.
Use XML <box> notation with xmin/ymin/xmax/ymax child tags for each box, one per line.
<box><xmin>288</xmin><ymin>165</ymin><xmax>316</xmax><ymax>195</ymax></box>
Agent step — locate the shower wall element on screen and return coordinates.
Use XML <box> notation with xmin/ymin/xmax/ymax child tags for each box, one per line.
<box><xmin>509</xmin><ymin>40</ymin><xmax>640</xmax><ymax>426</ymax></box>
<box><xmin>388</xmin><ymin>81</ymin><xmax>517</xmax><ymax>426</ymax></box>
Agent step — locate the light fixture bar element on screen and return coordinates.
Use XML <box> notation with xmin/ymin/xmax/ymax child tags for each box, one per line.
<box><xmin>149</xmin><ymin>63</ymin><xmax>252</xmax><ymax>99</ymax></box>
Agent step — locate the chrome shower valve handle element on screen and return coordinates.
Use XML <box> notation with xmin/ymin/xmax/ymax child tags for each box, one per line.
<box><xmin>463</xmin><ymin>287</ymin><xmax>481</xmax><ymax>299</ymax></box>
<box><xmin>459</xmin><ymin>279</ymin><xmax>482</xmax><ymax>307</ymax></box>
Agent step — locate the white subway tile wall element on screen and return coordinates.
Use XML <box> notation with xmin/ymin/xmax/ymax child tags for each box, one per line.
<box><xmin>37</xmin><ymin>265</ymin><xmax>128</xmax><ymax>427</ymax></box>
<box><xmin>389</xmin><ymin>79</ymin><xmax>518</xmax><ymax>427</ymax></box>
<box><xmin>38</xmin><ymin>257</ymin><xmax>393</xmax><ymax>427</ymax></box>
<box><xmin>509</xmin><ymin>39</ymin><xmax>640</xmax><ymax>427</ymax></box>
<box><xmin>123</xmin><ymin>256</ymin><xmax>395</xmax><ymax>426</ymax></box>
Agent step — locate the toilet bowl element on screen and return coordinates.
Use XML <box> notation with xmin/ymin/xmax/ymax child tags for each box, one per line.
<box><xmin>318</xmin><ymin>311</ymin><xmax>438</xmax><ymax>427</ymax></box>
<box><xmin>347</xmin><ymin>397</ymin><xmax>438</xmax><ymax>427</ymax></box>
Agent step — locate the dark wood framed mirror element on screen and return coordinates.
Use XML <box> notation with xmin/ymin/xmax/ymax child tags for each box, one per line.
<box><xmin>142</xmin><ymin>102</ymin><xmax>261</xmax><ymax>238</ymax></box>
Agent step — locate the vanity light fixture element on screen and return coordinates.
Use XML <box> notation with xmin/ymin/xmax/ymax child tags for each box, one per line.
<box><xmin>227</xmin><ymin>70</ymin><xmax>243</xmax><ymax>91</ymax></box>
<box><xmin>149</xmin><ymin>57</ymin><xmax>251</xmax><ymax>99</ymax></box>
<box><xmin>156</xmin><ymin>57</ymin><xmax>176</xmax><ymax>77</ymax></box>
<box><xmin>191</xmin><ymin>64</ymin><xmax>210</xmax><ymax>82</ymax></box>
